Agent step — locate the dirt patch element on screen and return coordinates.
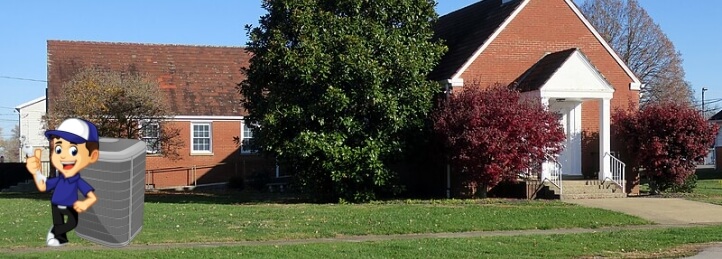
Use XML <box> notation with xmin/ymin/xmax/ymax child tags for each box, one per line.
<box><xmin>576</xmin><ymin>243</ymin><xmax>720</xmax><ymax>259</ymax></box>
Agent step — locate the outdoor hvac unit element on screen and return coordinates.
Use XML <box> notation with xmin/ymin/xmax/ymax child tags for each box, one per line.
<box><xmin>75</xmin><ymin>138</ymin><xmax>145</xmax><ymax>247</ymax></box>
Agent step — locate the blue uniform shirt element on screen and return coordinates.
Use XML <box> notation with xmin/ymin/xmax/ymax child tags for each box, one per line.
<box><xmin>45</xmin><ymin>172</ymin><xmax>94</xmax><ymax>206</ymax></box>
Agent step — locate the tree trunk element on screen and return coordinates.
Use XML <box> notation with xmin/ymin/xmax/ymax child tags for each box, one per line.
<box><xmin>476</xmin><ymin>182</ymin><xmax>488</xmax><ymax>198</ymax></box>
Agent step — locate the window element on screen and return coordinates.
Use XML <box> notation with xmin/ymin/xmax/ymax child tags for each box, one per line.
<box><xmin>191</xmin><ymin>123</ymin><xmax>212</xmax><ymax>153</ymax></box>
<box><xmin>141</xmin><ymin>121</ymin><xmax>161</xmax><ymax>154</ymax></box>
<box><xmin>241</xmin><ymin>121</ymin><xmax>256</xmax><ymax>153</ymax></box>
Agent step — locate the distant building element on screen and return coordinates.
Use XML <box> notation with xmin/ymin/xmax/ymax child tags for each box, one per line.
<box><xmin>15</xmin><ymin>96</ymin><xmax>50</xmax><ymax>165</ymax></box>
<box><xmin>46</xmin><ymin>41</ymin><xmax>272</xmax><ymax>189</ymax></box>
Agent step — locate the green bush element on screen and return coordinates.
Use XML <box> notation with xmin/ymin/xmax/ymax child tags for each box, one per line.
<box><xmin>247</xmin><ymin>170</ymin><xmax>271</xmax><ymax>191</ymax></box>
<box><xmin>670</xmin><ymin>173</ymin><xmax>697</xmax><ymax>193</ymax></box>
<box><xmin>226</xmin><ymin>176</ymin><xmax>245</xmax><ymax>190</ymax></box>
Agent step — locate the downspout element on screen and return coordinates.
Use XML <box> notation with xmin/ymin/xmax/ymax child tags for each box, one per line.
<box><xmin>444</xmin><ymin>78</ymin><xmax>464</xmax><ymax>198</ymax></box>
<box><xmin>275</xmin><ymin>157</ymin><xmax>280</xmax><ymax>178</ymax></box>
<box><xmin>15</xmin><ymin>106</ymin><xmax>20</xmax><ymax>162</ymax></box>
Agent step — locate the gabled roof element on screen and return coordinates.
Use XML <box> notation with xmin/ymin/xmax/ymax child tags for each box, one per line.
<box><xmin>710</xmin><ymin>110</ymin><xmax>722</xmax><ymax>121</ymax></box>
<box><xmin>429</xmin><ymin>0</ymin><xmax>524</xmax><ymax>81</ymax></box>
<box><xmin>15</xmin><ymin>96</ymin><xmax>46</xmax><ymax>110</ymax></box>
<box><xmin>515</xmin><ymin>48</ymin><xmax>615</xmax><ymax>99</ymax></box>
<box><xmin>47</xmin><ymin>40</ymin><xmax>251</xmax><ymax>116</ymax></box>
<box><xmin>429</xmin><ymin>0</ymin><xmax>642</xmax><ymax>89</ymax></box>
<box><xmin>514</xmin><ymin>48</ymin><xmax>578</xmax><ymax>92</ymax></box>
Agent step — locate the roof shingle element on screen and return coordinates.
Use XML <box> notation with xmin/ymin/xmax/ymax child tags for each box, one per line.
<box><xmin>47</xmin><ymin>40</ymin><xmax>250</xmax><ymax>116</ymax></box>
<box><xmin>513</xmin><ymin>48</ymin><xmax>577</xmax><ymax>92</ymax></box>
<box><xmin>429</xmin><ymin>0</ymin><xmax>524</xmax><ymax>81</ymax></box>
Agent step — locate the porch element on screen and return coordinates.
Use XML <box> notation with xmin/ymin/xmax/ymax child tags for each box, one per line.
<box><xmin>513</xmin><ymin>48</ymin><xmax>629</xmax><ymax>198</ymax></box>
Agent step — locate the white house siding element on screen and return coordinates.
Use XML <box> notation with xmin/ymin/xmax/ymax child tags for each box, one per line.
<box><xmin>15</xmin><ymin>97</ymin><xmax>49</xmax><ymax>164</ymax></box>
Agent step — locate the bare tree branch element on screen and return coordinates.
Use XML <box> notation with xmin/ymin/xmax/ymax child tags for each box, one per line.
<box><xmin>581</xmin><ymin>0</ymin><xmax>693</xmax><ymax>106</ymax></box>
<box><xmin>46</xmin><ymin>68</ymin><xmax>183</xmax><ymax>159</ymax></box>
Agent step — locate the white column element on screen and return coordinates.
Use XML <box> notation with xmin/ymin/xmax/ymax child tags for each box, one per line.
<box><xmin>541</xmin><ymin>98</ymin><xmax>551</xmax><ymax>180</ymax></box>
<box><xmin>599</xmin><ymin>98</ymin><xmax>611</xmax><ymax>181</ymax></box>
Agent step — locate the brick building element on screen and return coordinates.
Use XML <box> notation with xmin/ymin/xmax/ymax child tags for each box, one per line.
<box><xmin>46</xmin><ymin>41</ymin><xmax>273</xmax><ymax>189</ymax></box>
<box><xmin>428</xmin><ymin>0</ymin><xmax>641</xmax><ymax>195</ymax></box>
<box><xmin>46</xmin><ymin>0</ymin><xmax>643</xmax><ymax>194</ymax></box>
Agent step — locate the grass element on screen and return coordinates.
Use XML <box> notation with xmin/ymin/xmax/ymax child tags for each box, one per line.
<box><xmin>8</xmin><ymin>225</ymin><xmax>722</xmax><ymax>258</ymax></box>
<box><xmin>12</xmin><ymin>170</ymin><xmax>722</xmax><ymax>258</ymax></box>
<box><xmin>0</xmin><ymin>192</ymin><xmax>650</xmax><ymax>249</ymax></box>
<box><xmin>639</xmin><ymin>168</ymin><xmax>722</xmax><ymax>205</ymax></box>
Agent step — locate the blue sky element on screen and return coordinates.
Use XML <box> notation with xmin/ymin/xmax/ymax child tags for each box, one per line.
<box><xmin>0</xmin><ymin>0</ymin><xmax>719</xmax><ymax>137</ymax></box>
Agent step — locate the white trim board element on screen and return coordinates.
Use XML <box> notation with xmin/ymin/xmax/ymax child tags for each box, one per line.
<box><xmin>564</xmin><ymin>0</ymin><xmax>642</xmax><ymax>89</ymax></box>
<box><xmin>171</xmin><ymin>115</ymin><xmax>244</xmax><ymax>121</ymax></box>
<box><xmin>15</xmin><ymin>96</ymin><xmax>46</xmax><ymax>110</ymax></box>
<box><xmin>450</xmin><ymin>0</ymin><xmax>641</xmax><ymax>90</ymax></box>
<box><xmin>451</xmin><ymin>0</ymin><xmax>530</xmax><ymax>80</ymax></box>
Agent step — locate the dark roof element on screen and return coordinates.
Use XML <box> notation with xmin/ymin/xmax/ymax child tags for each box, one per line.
<box><xmin>513</xmin><ymin>48</ymin><xmax>577</xmax><ymax>92</ymax></box>
<box><xmin>428</xmin><ymin>0</ymin><xmax>525</xmax><ymax>81</ymax></box>
<box><xmin>710</xmin><ymin>110</ymin><xmax>722</xmax><ymax>121</ymax></box>
<box><xmin>47</xmin><ymin>40</ymin><xmax>250</xmax><ymax>116</ymax></box>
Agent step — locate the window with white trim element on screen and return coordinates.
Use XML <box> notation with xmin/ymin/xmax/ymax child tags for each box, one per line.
<box><xmin>191</xmin><ymin>123</ymin><xmax>212</xmax><ymax>153</ymax></box>
<box><xmin>241</xmin><ymin>121</ymin><xmax>256</xmax><ymax>153</ymax></box>
<box><xmin>140</xmin><ymin>121</ymin><xmax>161</xmax><ymax>154</ymax></box>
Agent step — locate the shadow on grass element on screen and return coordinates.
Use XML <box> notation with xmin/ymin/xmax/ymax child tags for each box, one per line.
<box><xmin>0</xmin><ymin>189</ymin><xmax>314</xmax><ymax>205</ymax></box>
<box><xmin>696</xmin><ymin>168</ymin><xmax>720</xmax><ymax>180</ymax></box>
<box><xmin>143</xmin><ymin>189</ymin><xmax>314</xmax><ymax>205</ymax></box>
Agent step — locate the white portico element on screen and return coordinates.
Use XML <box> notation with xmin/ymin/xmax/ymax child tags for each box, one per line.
<box><xmin>517</xmin><ymin>48</ymin><xmax>620</xmax><ymax>186</ymax></box>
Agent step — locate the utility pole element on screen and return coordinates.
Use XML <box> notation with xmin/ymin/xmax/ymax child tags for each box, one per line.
<box><xmin>702</xmin><ymin>87</ymin><xmax>708</xmax><ymax>117</ymax></box>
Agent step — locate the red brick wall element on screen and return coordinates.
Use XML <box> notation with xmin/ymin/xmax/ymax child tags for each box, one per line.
<box><xmin>145</xmin><ymin>120</ymin><xmax>274</xmax><ymax>188</ymax></box>
<box><xmin>459</xmin><ymin>0</ymin><xmax>640</xmax><ymax>175</ymax></box>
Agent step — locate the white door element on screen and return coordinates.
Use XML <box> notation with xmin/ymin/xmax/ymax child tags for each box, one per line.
<box><xmin>549</xmin><ymin>101</ymin><xmax>582</xmax><ymax>176</ymax></box>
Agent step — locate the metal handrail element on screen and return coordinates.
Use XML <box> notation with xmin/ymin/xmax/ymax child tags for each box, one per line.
<box><xmin>145</xmin><ymin>163</ymin><xmax>226</xmax><ymax>188</ymax></box>
<box><xmin>541</xmin><ymin>160</ymin><xmax>563</xmax><ymax>195</ymax></box>
<box><xmin>604</xmin><ymin>152</ymin><xmax>626</xmax><ymax>194</ymax></box>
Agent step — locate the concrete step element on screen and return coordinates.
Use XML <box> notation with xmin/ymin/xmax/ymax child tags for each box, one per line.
<box><xmin>562</xmin><ymin>186</ymin><xmax>620</xmax><ymax>194</ymax></box>
<box><xmin>563</xmin><ymin>180</ymin><xmax>603</xmax><ymax>186</ymax></box>
<box><xmin>540</xmin><ymin>180</ymin><xmax>626</xmax><ymax>199</ymax></box>
<box><xmin>561</xmin><ymin>192</ymin><xmax>627</xmax><ymax>199</ymax></box>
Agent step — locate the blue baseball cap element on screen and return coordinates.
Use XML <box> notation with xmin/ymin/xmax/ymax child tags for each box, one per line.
<box><xmin>45</xmin><ymin>118</ymin><xmax>99</xmax><ymax>144</ymax></box>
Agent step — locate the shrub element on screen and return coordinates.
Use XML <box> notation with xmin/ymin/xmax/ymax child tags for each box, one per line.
<box><xmin>226</xmin><ymin>176</ymin><xmax>246</xmax><ymax>191</ymax></box>
<box><xmin>247</xmin><ymin>170</ymin><xmax>271</xmax><ymax>191</ymax></box>
<box><xmin>432</xmin><ymin>85</ymin><xmax>566</xmax><ymax>196</ymax></box>
<box><xmin>613</xmin><ymin>102</ymin><xmax>718</xmax><ymax>193</ymax></box>
<box><xmin>670</xmin><ymin>173</ymin><xmax>698</xmax><ymax>193</ymax></box>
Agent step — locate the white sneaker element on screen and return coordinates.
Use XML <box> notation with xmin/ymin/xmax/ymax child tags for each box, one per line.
<box><xmin>47</xmin><ymin>238</ymin><xmax>63</xmax><ymax>247</ymax></box>
<box><xmin>46</xmin><ymin>226</ymin><xmax>54</xmax><ymax>242</ymax></box>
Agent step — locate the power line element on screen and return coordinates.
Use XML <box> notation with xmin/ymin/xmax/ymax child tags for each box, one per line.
<box><xmin>0</xmin><ymin>76</ymin><xmax>47</xmax><ymax>83</ymax></box>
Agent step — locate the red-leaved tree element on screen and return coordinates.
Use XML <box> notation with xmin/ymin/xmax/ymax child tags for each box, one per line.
<box><xmin>432</xmin><ymin>85</ymin><xmax>566</xmax><ymax>196</ymax></box>
<box><xmin>613</xmin><ymin>102</ymin><xmax>719</xmax><ymax>193</ymax></box>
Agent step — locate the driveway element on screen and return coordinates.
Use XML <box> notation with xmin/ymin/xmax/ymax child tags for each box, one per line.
<box><xmin>565</xmin><ymin>197</ymin><xmax>722</xmax><ymax>225</ymax></box>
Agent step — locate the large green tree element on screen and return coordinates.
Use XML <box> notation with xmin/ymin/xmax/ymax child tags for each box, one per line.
<box><xmin>241</xmin><ymin>0</ymin><xmax>446</xmax><ymax>202</ymax></box>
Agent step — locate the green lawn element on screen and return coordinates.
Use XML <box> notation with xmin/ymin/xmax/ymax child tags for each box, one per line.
<box><xmin>640</xmin><ymin>168</ymin><xmax>722</xmax><ymax>205</ymax></box>
<box><xmin>0</xmin><ymin>192</ymin><xmax>649</xmax><ymax>249</ymax></box>
<box><xmin>8</xmin><ymin>225</ymin><xmax>722</xmax><ymax>258</ymax></box>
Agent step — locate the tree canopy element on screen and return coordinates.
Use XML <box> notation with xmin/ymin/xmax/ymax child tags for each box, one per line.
<box><xmin>47</xmin><ymin>68</ymin><xmax>182</xmax><ymax>158</ymax></box>
<box><xmin>240</xmin><ymin>0</ymin><xmax>447</xmax><ymax>202</ymax></box>
<box><xmin>580</xmin><ymin>0</ymin><xmax>693</xmax><ymax>106</ymax></box>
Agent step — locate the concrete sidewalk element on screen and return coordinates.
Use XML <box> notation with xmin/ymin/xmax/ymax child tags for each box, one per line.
<box><xmin>566</xmin><ymin>197</ymin><xmax>722</xmax><ymax>258</ymax></box>
<box><xmin>565</xmin><ymin>197</ymin><xmax>722</xmax><ymax>225</ymax></box>
<box><xmin>0</xmin><ymin>224</ymin><xmax>698</xmax><ymax>255</ymax></box>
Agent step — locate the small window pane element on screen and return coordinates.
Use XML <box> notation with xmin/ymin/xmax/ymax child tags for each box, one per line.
<box><xmin>191</xmin><ymin>123</ymin><xmax>212</xmax><ymax>152</ymax></box>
